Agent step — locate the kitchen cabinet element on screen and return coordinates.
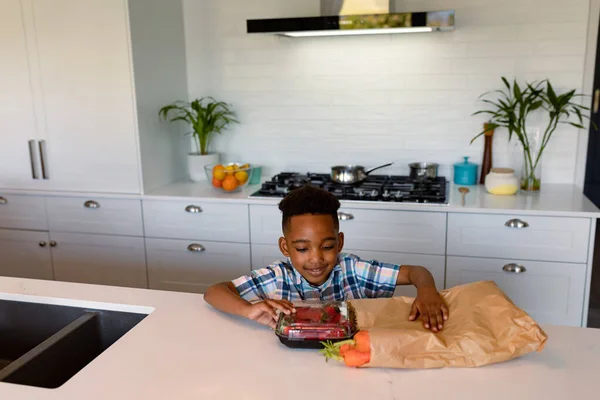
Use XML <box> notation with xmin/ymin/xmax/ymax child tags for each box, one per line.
<box><xmin>0</xmin><ymin>194</ymin><xmax>48</xmax><ymax>231</ymax></box>
<box><xmin>0</xmin><ymin>0</ymin><xmax>40</xmax><ymax>190</ymax></box>
<box><xmin>251</xmin><ymin>244</ymin><xmax>446</xmax><ymax>298</ymax></box>
<box><xmin>0</xmin><ymin>229</ymin><xmax>53</xmax><ymax>280</ymax></box>
<box><xmin>51</xmin><ymin>232</ymin><xmax>147</xmax><ymax>289</ymax></box>
<box><xmin>446</xmin><ymin>256</ymin><xmax>586</xmax><ymax>327</ymax></box>
<box><xmin>143</xmin><ymin>200</ymin><xmax>250</xmax><ymax>242</ymax></box>
<box><xmin>0</xmin><ymin>0</ymin><xmax>188</xmax><ymax>194</ymax></box>
<box><xmin>447</xmin><ymin>213</ymin><xmax>591</xmax><ymax>263</ymax></box>
<box><xmin>250</xmin><ymin>205</ymin><xmax>447</xmax><ymax>255</ymax></box>
<box><xmin>146</xmin><ymin>238</ymin><xmax>251</xmax><ymax>294</ymax></box>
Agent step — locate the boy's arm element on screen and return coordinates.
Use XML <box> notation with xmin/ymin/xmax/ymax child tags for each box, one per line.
<box><xmin>396</xmin><ymin>265</ymin><xmax>449</xmax><ymax>332</ymax></box>
<box><xmin>204</xmin><ymin>281</ymin><xmax>295</xmax><ymax>329</ymax></box>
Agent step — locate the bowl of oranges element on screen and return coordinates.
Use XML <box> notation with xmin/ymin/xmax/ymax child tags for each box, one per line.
<box><xmin>206</xmin><ymin>163</ymin><xmax>254</xmax><ymax>192</ymax></box>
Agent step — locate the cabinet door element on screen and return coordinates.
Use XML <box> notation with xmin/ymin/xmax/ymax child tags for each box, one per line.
<box><xmin>0</xmin><ymin>229</ymin><xmax>53</xmax><ymax>280</ymax></box>
<box><xmin>446</xmin><ymin>256</ymin><xmax>586</xmax><ymax>327</ymax></box>
<box><xmin>0</xmin><ymin>0</ymin><xmax>40</xmax><ymax>189</ymax></box>
<box><xmin>30</xmin><ymin>0</ymin><xmax>141</xmax><ymax>193</ymax></box>
<box><xmin>146</xmin><ymin>238</ymin><xmax>251</xmax><ymax>294</ymax></box>
<box><xmin>51</xmin><ymin>233</ymin><xmax>147</xmax><ymax>289</ymax></box>
<box><xmin>251</xmin><ymin>244</ymin><xmax>446</xmax><ymax>298</ymax></box>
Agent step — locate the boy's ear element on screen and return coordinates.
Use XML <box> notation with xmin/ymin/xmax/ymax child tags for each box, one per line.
<box><xmin>337</xmin><ymin>232</ymin><xmax>344</xmax><ymax>252</ymax></box>
<box><xmin>278</xmin><ymin>236</ymin><xmax>290</xmax><ymax>257</ymax></box>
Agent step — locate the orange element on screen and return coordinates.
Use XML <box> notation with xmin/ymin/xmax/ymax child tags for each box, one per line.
<box><xmin>234</xmin><ymin>170</ymin><xmax>249</xmax><ymax>184</ymax></box>
<box><xmin>213</xmin><ymin>165</ymin><xmax>226</xmax><ymax>181</ymax></box>
<box><xmin>212</xmin><ymin>177</ymin><xmax>222</xmax><ymax>188</ymax></box>
<box><xmin>222</xmin><ymin>176</ymin><xmax>238</xmax><ymax>191</ymax></box>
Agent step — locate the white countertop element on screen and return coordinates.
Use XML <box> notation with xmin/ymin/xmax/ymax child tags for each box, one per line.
<box><xmin>145</xmin><ymin>180</ymin><xmax>600</xmax><ymax>217</ymax></box>
<box><xmin>3</xmin><ymin>180</ymin><xmax>600</xmax><ymax>217</ymax></box>
<box><xmin>0</xmin><ymin>277</ymin><xmax>599</xmax><ymax>400</ymax></box>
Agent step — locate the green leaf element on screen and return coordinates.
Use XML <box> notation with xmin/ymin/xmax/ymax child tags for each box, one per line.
<box><xmin>569</xmin><ymin>122</ymin><xmax>585</xmax><ymax>129</ymax></box>
<box><xmin>502</xmin><ymin>77</ymin><xmax>511</xmax><ymax>90</ymax></box>
<box><xmin>547</xmin><ymin>81</ymin><xmax>558</xmax><ymax>106</ymax></box>
<box><xmin>513</xmin><ymin>80</ymin><xmax>523</xmax><ymax>101</ymax></box>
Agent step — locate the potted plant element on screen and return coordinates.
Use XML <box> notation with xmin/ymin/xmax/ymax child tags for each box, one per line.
<box><xmin>159</xmin><ymin>97</ymin><xmax>239</xmax><ymax>182</ymax></box>
<box><xmin>472</xmin><ymin>78</ymin><xmax>591</xmax><ymax>191</ymax></box>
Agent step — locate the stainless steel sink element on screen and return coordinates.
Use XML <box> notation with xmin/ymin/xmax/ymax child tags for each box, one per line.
<box><xmin>0</xmin><ymin>299</ymin><xmax>147</xmax><ymax>389</ymax></box>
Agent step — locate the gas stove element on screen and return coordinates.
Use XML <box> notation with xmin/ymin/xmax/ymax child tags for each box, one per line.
<box><xmin>250</xmin><ymin>173</ymin><xmax>449</xmax><ymax>204</ymax></box>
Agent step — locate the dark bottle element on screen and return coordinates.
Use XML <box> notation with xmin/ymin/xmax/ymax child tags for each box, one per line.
<box><xmin>480</xmin><ymin>123</ymin><xmax>495</xmax><ymax>184</ymax></box>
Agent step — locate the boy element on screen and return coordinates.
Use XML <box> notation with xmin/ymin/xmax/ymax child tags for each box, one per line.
<box><xmin>205</xmin><ymin>185</ymin><xmax>449</xmax><ymax>332</ymax></box>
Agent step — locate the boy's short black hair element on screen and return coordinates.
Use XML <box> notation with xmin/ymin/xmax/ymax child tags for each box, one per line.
<box><xmin>278</xmin><ymin>185</ymin><xmax>340</xmax><ymax>232</ymax></box>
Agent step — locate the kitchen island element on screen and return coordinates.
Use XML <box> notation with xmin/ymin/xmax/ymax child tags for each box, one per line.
<box><xmin>0</xmin><ymin>277</ymin><xmax>598</xmax><ymax>400</ymax></box>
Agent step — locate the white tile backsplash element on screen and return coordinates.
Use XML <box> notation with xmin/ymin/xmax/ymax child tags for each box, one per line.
<box><xmin>183</xmin><ymin>0</ymin><xmax>592</xmax><ymax>182</ymax></box>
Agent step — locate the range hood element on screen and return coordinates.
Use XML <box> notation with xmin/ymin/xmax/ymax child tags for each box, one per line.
<box><xmin>246</xmin><ymin>3</ymin><xmax>454</xmax><ymax>38</ymax></box>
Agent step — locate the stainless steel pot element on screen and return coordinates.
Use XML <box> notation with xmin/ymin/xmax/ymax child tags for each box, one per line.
<box><xmin>409</xmin><ymin>162</ymin><xmax>439</xmax><ymax>180</ymax></box>
<box><xmin>330</xmin><ymin>162</ymin><xmax>393</xmax><ymax>185</ymax></box>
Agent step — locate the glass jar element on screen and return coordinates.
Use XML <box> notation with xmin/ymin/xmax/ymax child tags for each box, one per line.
<box><xmin>484</xmin><ymin>168</ymin><xmax>519</xmax><ymax>196</ymax></box>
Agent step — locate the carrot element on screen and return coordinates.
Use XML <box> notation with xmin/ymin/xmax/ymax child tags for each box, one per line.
<box><xmin>343</xmin><ymin>349</ymin><xmax>371</xmax><ymax>367</ymax></box>
<box><xmin>319</xmin><ymin>331</ymin><xmax>371</xmax><ymax>368</ymax></box>
<box><xmin>353</xmin><ymin>331</ymin><xmax>371</xmax><ymax>353</ymax></box>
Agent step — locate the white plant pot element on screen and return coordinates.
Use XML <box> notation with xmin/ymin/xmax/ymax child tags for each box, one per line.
<box><xmin>187</xmin><ymin>153</ymin><xmax>220</xmax><ymax>182</ymax></box>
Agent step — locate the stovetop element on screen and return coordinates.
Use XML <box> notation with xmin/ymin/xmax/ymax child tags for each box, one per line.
<box><xmin>250</xmin><ymin>173</ymin><xmax>448</xmax><ymax>204</ymax></box>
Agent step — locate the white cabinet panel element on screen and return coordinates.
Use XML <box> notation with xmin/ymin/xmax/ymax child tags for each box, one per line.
<box><xmin>0</xmin><ymin>0</ymin><xmax>40</xmax><ymax>190</ymax></box>
<box><xmin>146</xmin><ymin>238</ymin><xmax>251</xmax><ymax>294</ymax></box>
<box><xmin>30</xmin><ymin>0</ymin><xmax>141</xmax><ymax>193</ymax></box>
<box><xmin>447</xmin><ymin>213</ymin><xmax>590</xmax><ymax>263</ymax></box>
<box><xmin>51</xmin><ymin>232</ymin><xmax>147</xmax><ymax>289</ymax></box>
<box><xmin>251</xmin><ymin>244</ymin><xmax>445</xmax><ymax>298</ymax></box>
<box><xmin>249</xmin><ymin>205</ymin><xmax>447</xmax><ymax>255</ymax></box>
<box><xmin>143</xmin><ymin>200</ymin><xmax>249</xmax><ymax>242</ymax></box>
<box><xmin>446</xmin><ymin>256</ymin><xmax>586</xmax><ymax>327</ymax></box>
<box><xmin>0</xmin><ymin>229</ymin><xmax>53</xmax><ymax>280</ymax></box>
<box><xmin>46</xmin><ymin>196</ymin><xmax>143</xmax><ymax>236</ymax></box>
<box><xmin>0</xmin><ymin>194</ymin><xmax>47</xmax><ymax>231</ymax></box>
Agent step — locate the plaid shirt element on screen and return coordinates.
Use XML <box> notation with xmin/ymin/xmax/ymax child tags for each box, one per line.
<box><xmin>232</xmin><ymin>253</ymin><xmax>400</xmax><ymax>302</ymax></box>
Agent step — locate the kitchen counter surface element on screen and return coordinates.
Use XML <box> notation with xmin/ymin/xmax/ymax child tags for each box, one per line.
<box><xmin>144</xmin><ymin>180</ymin><xmax>600</xmax><ymax>217</ymax></box>
<box><xmin>0</xmin><ymin>277</ymin><xmax>599</xmax><ymax>400</ymax></box>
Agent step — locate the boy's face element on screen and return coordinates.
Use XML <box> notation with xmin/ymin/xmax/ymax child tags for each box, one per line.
<box><xmin>279</xmin><ymin>214</ymin><xmax>344</xmax><ymax>286</ymax></box>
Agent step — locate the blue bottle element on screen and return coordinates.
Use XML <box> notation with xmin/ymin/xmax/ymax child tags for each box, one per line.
<box><xmin>454</xmin><ymin>157</ymin><xmax>478</xmax><ymax>186</ymax></box>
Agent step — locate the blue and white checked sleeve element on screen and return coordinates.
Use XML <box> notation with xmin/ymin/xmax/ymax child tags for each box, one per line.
<box><xmin>350</xmin><ymin>256</ymin><xmax>400</xmax><ymax>298</ymax></box>
<box><xmin>231</xmin><ymin>262</ymin><xmax>287</xmax><ymax>302</ymax></box>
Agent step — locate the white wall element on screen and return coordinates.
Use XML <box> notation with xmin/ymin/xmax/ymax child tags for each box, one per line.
<box><xmin>183</xmin><ymin>0</ymin><xmax>591</xmax><ymax>181</ymax></box>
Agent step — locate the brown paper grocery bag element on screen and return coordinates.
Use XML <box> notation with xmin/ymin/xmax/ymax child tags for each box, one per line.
<box><xmin>350</xmin><ymin>281</ymin><xmax>548</xmax><ymax>369</ymax></box>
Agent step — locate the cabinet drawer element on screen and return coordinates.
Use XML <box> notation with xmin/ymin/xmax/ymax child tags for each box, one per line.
<box><xmin>0</xmin><ymin>194</ymin><xmax>47</xmax><ymax>230</ymax></box>
<box><xmin>250</xmin><ymin>205</ymin><xmax>447</xmax><ymax>255</ymax></box>
<box><xmin>146</xmin><ymin>238</ymin><xmax>251</xmax><ymax>294</ymax></box>
<box><xmin>143</xmin><ymin>200</ymin><xmax>249</xmax><ymax>242</ymax></box>
<box><xmin>0</xmin><ymin>229</ymin><xmax>53</xmax><ymax>280</ymax></box>
<box><xmin>447</xmin><ymin>213</ymin><xmax>590</xmax><ymax>263</ymax></box>
<box><xmin>446</xmin><ymin>256</ymin><xmax>586</xmax><ymax>327</ymax></box>
<box><xmin>46</xmin><ymin>197</ymin><xmax>143</xmax><ymax>236</ymax></box>
<box><xmin>251</xmin><ymin>244</ymin><xmax>446</xmax><ymax>298</ymax></box>
<box><xmin>51</xmin><ymin>233</ymin><xmax>147</xmax><ymax>289</ymax></box>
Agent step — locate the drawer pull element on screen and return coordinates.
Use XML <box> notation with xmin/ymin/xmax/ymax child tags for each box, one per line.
<box><xmin>50</xmin><ymin>241</ymin><xmax>57</xmax><ymax>248</ymax></box>
<box><xmin>187</xmin><ymin>243</ymin><xmax>206</xmax><ymax>253</ymax></box>
<box><xmin>338</xmin><ymin>212</ymin><xmax>354</xmax><ymax>221</ymax></box>
<box><xmin>505</xmin><ymin>219</ymin><xmax>529</xmax><ymax>229</ymax></box>
<box><xmin>0</xmin><ymin>197</ymin><xmax>7</xmax><ymax>205</ymax></box>
<box><xmin>39</xmin><ymin>241</ymin><xmax>47</xmax><ymax>248</ymax></box>
<box><xmin>503</xmin><ymin>264</ymin><xmax>527</xmax><ymax>274</ymax></box>
<box><xmin>84</xmin><ymin>200</ymin><xmax>100</xmax><ymax>209</ymax></box>
<box><xmin>185</xmin><ymin>205</ymin><xmax>203</xmax><ymax>214</ymax></box>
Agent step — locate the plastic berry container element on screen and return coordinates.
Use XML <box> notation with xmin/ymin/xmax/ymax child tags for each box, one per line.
<box><xmin>275</xmin><ymin>301</ymin><xmax>357</xmax><ymax>349</ymax></box>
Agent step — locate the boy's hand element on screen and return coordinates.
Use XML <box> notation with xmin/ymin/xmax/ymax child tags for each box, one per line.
<box><xmin>246</xmin><ymin>299</ymin><xmax>295</xmax><ymax>329</ymax></box>
<box><xmin>409</xmin><ymin>287</ymin><xmax>449</xmax><ymax>332</ymax></box>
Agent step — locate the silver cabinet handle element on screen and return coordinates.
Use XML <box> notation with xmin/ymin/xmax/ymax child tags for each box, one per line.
<box><xmin>185</xmin><ymin>205</ymin><xmax>202</xmax><ymax>213</ymax></box>
<box><xmin>84</xmin><ymin>200</ymin><xmax>100</xmax><ymax>209</ymax></box>
<box><xmin>505</xmin><ymin>219</ymin><xmax>529</xmax><ymax>228</ymax></box>
<box><xmin>50</xmin><ymin>241</ymin><xmax>57</xmax><ymax>248</ymax></box>
<box><xmin>503</xmin><ymin>263</ymin><xmax>527</xmax><ymax>274</ymax></box>
<box><xmin>338</xmin><ymin>212</ymin><xmax>354</xmax><ymax>221</ymax></box>
<box><xmin>187</xmin><ymin>243</ymin><xmax>206</xmax><ymax>252</ymax></box>
<box><xmin>0</xmin><ymin>197</ymin><xmax>7</xmax><ymax>205</ymax></box>
<box><xmin>38</xmin><ymin>140</ymin><xmax>49</xmax><ymax>180</ymax></box>
<box><xmin>28</xmin><ymin>140</ymin><xmax>39</xmax><ymax>179</ymax></box>
<box><xmin>39</xmin><ymin>241</ymin><xmax>47</xmax><ymax>248</ymax></box>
